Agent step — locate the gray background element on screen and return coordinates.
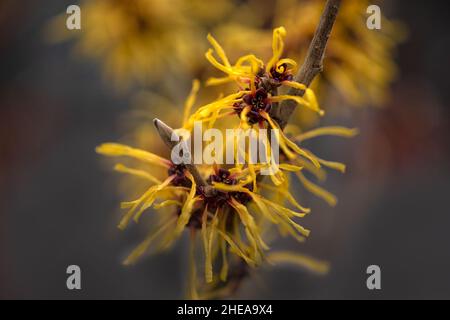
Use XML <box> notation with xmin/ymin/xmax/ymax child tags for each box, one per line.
<box><xmin>1</xmin><ymin>0</ymin><xmax>449</xmax><ymax>299</ymax></box>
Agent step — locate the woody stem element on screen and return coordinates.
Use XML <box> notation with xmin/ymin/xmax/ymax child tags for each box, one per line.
<box><xmin>270</xmin><ymin>0</ymin><xmax>342</xmax><ymax>129</ymax></box>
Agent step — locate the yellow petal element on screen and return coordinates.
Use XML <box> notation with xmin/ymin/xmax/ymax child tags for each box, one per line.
<box><xmin>278</xmin><ymin>163</ymin><xmax>303</xmax><ymax>172</ymax></box>
<box><xmin>114</xmin><ymin>164</ymin><xmax>161</xmax><ymax>184</ymax></box>
<box><xmin>267</xmin><ymin>251</ymin><xmax>330</xmax><ymax>275</ymax></box>
<box><xmin>123</xmin><ymin>218</ymin><xmax>176</xmax><ymax>266</ymax></box>
<box><xmin>207</xmin><ymin>33</ymin><xmax>231</xmax><ymax>67</ymax></box>
<box><xmin>96</xmin><ymin>143</ymin><xmax>171</xmax><ymax>168</ymax></box>
<box><xmin>174</xmin><ymin>172</ymin><xmax>198</xmax><ymax>236</ymax></box>
<box><xmin>188</xmin><ymin>231</ymin><xmax>199</xmax><ymax>300</ymax></box>
<box><xmin>217</xmin><ymin>229</ymin><xmax>255</xmax><ymax>267</ymax></box>
<box><xmin>260</xmin><ymin>183</ymin><xmax>310</xmax><ymax>214</ymax></box>
<box><xmin>295</xmin><ymin>127</ymin><xmax>359</xmax><ymax>142</ymax></box>
<box><xmin>153</xmin><ymin>200</ymin><xmax>182</xmax><ymax>209</ymax></box>
<box><xmin>266</xmin><ymin>26</ymin><xmax>287</xmax><ymax>72</ymax></box>
<box><xmin>183</xmin><ymin>79</ymin><xmax>201</xmax><ymax>126</ymax></box>
<box><xmin>219</xmin><ymin>237</ymin><xmax>229</xmax><ymax>282</ymax></box>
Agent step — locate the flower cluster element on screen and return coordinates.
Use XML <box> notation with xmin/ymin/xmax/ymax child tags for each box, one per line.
<box><xmin>188</xmin><ymin>26</ymin><xmax>358</xmax><ymax>201</ymax></box>
<box><xmin>97</xmin><ymin>27</ymin><xmax>357</xmax><ymax>298</ymax></box>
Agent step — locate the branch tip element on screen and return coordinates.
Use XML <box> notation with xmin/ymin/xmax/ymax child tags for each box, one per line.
<box><xmin>153</xmin><ymin>118</ymin><xmax>208</xmax><ymax>188</ymax></box>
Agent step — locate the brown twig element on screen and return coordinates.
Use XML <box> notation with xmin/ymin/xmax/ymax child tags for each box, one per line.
<box><xmin>271</xmin><ymin>0</ymin><xmax>342</xmax><ymax>129</ymax></box>
<box><xmin>153</xmin><ymin>118</ymin><xmax>209</xmax><ymax>188</ymax></box>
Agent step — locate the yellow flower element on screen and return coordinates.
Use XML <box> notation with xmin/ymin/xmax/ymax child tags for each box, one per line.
<box><xmin>203</xmin><ymin>27</ymin><xmax>321</xmax><ymax>116</ymax></box>
<box><xmin>96</xmin><ymin>140</ymin><xmax>316</xmax><ymax>296</ymax></box>
<box><xmin>184</xmin><ymin>27</ymin><xmax>358</xmax><ymax>205</ymax></box>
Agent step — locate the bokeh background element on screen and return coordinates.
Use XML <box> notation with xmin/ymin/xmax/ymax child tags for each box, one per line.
<box><xmin>1</xmin><ymin>0</ymin><xmax>449</xmax><ymax>299</ymax></box>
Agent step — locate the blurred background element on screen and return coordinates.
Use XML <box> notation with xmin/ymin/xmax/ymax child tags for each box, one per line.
<box><xmin>1</xmin><ymin>0</ymin><xmax>449</xmax><ymax>299</ymax></box>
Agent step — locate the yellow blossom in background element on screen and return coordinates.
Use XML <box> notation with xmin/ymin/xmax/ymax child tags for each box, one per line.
<box><xmin>275</xmin><ymin>0</ymin><xmax>405</xmax><ymax>107</ymax></box>
<box><xmin>46</xmin><ymin>0</ymin><xmax>208</xmax><ymax>90</ymax></box>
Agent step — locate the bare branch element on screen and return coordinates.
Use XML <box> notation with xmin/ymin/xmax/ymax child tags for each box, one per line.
<box><xmin>153</xmin><ymin>118</ymin><xmax>208</xmax><ymax>188</ymax></box>
<box><xmin>271</xmin><ymin>0</ymin><xmax>342</xmax><ymax>129</ymax></box>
